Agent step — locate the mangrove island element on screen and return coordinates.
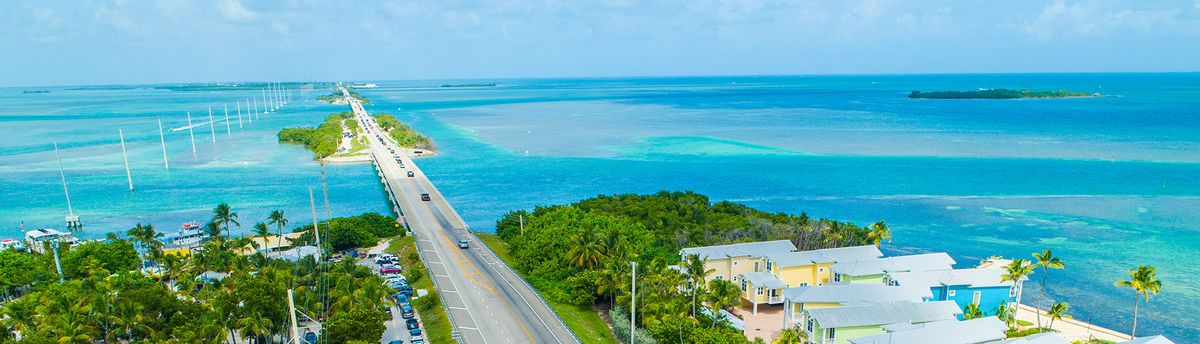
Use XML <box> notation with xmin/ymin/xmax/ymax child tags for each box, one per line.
<box><xmin>909</xmin><ymin>88</ymin><xmax>1099</xmax><ymax>99</ymax></box>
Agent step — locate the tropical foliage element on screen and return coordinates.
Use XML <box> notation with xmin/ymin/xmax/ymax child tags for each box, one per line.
<box><xmin>1114</xmin><ymin>265</ymin><xmax>1162</xmax><ymax>337</ymax></box>
<box><xmin>908</xmin><ymin>89</ymin><xmax>1096</xmax><ymax>99</ymax></box>
<box><xmin>371</xmin><ymin>113</ymin><xmax>434</xmax><ymax>150</ymax></box>
<box><xmin>493</xmin><ymin>191</ymin><xmax>879</xmax><ymax>343</ymax></box>
<box><xmin>277</xmin><ymin>113</ymin><xmax>349</xmax><ymax>158</ymax></box>
<box><xmin>291</xmin><ymin>212</ymin><xmax>403</xmax><ymax>251</ymax></box>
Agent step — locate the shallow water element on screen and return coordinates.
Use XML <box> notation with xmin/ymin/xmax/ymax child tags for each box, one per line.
<box><xmin>1</xmin><ymin>74</ymin><xmax>1198</xmax><ymax>340</ymax></box>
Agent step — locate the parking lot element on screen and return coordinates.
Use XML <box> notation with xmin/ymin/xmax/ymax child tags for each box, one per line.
<box><xmin>357</xmin><ymin>244</ymin><xmax>426</xmax><ymax>344</ymax></box>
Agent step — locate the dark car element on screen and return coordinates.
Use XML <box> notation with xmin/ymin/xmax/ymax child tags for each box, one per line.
<box><xmin>420</xmin><ymin>193</ymin><xmax>430</xmax><ymax>201</ymax></box>
<box><xmin>397</xmin><ymin>285</ymin><xmax>414</xmax><ymax>297</ymax></box>
<box><xmin>407</xmin><ymin>171</ymin><xmax>415</xmax><ymax>177</ymax></box>
<box><xmin>389</xmin><ymin>340</ymin><xmax>404</xmax><ymax>344</ymax></box>
<box><xmin>395</xmin><ymin>294</ymin><xmax>411</xmax><ymax>307</ymax></box>
<box><xmin>411</xmin><ymin>340</ymin><xmax>424</xmax><ymax>344</ymax></box>
<box><xmin>402</xmin><ymin>305</ymin><xmax>415</xmax><ymax>319</ymax></box>
<box><xmin>409</xmin><ymin>328</ymin><xmax>422</xmax><ymax>337</ymax></box>
<box><xmin>406</xmin><ymin>319</ymin><xmax>419</xmax><ymax>330</ymax></box>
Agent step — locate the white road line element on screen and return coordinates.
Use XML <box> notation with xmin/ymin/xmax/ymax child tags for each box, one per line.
<box><xmin>435</xmin><ymin>274</ymin><xmax>451</xmax><ymax>278</ymax></box>
<box><xmin>449</xmin><ymin>306</ymin><xmax>469</xmax><ymax>310</ymax></box>
<box><xmin>442</xmin><ymin>290</ymin><xmax>459</xmax><ymax>294</ymax></box>
<box><xmin>459</xmin><ymin>327</ymin><xmax>481</xmax><ymax>331</ymax></box>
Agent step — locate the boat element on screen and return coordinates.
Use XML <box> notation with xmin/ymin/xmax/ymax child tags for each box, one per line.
<box><xmin>166</xmin><ymin>221</ymin><xmax>206</xmax><ymax>248</ymax></box>
<box><xmin>0</xmin><ymin>238</ymin><xmax>27</xmax><ymax>252</ymax></box>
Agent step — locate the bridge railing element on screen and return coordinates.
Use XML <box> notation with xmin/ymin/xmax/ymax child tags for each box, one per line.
<box><xmin>466</xmin><ymin>229</ymin><xmax>581</xmax><ymax>343</ymax></box>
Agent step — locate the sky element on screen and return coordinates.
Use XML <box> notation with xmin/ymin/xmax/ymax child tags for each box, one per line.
<box><xmin>1</xmin><ymin>0</ymin><xmax>1199</xmax><ymax>87</ymax></box>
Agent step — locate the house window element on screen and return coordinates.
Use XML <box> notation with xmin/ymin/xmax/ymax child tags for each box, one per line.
<box><xmin>973</xmin><ymin>291</ymin><xmax>982</xmax><ymax>305</ymax></box>
<box><xmin>827</xmin><ymin>328</ymin><xmax>836</xmax><ymax>339</ymax></box>
<box><xmin>806</xmin><ymin>318</ymin><xmax>814</xmax><ymax>333</ymax></box>
<box><xmin>819</xmin><ymin>267</ymin><xmax>825</xmax><ymax>272</ymax></box>
<box><xmin>741</xmin><ymin>279</ymin><xmax>747</xmax><ymax>292</ymax></box>
<box><xmin>766</xmin><ymin>260</ymin><xmax>773</xmax><ymax>271</ymax></box>
<box><xmin>756</xmin><ymin>287</ymin><xmax>764</xmax><ymax>296</ymax></box>
<box><xmin>799</xmin><ymin>282</ymin><xmax>808</xmax><ymax>287</ymax></box>
<box><xmin>715</xmin><ymin>275</ymin><xmax>724</xmax><ymax>281</ymax></box>
<box><xmin>755</xmin><ymin>261</ymin><xmax>760</xmax><ymax>272</ymax></box>
<box><xmin>833</xmin><ymin>273</ymin><xmax>842</xmax><ymax>282</ymax></box>
<box><xmin>947</xmin><ymin>290</ymin><xmax>956</xmax><ymax>297</ymax></box>
<box><xmin>733</xmin><ymin>261</ymin><xmax>739</xmax><ymax>267</ymax></box>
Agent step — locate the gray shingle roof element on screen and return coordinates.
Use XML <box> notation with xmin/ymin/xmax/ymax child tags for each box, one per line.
<box><xmin>807</xmin><ymin>301</ymin><xmax>961</xmax><ymax>328</ymax></box>
<box><xmin>831</xmin><ymin>253</ymin><xmax>956</xmax><ymax>277</ymax></box>
<box><xmin>984</xmin><ymin>333</ymin><xmax>1069</xmax><ymax>344</ymax></box>
<box><xmin>679</xmin><ymin>240</ymin><xmax>796</xmax><ymax>260</ymax></box>
<box><xmin>782</xmin><ymin>284</ymin><xmax>931</xmax><ymax>306</ymax></box>
<box><xmin>1121</xmin><ymin>336</ymin><xmax>1176</xmax><ymax>344</ymax></box>
<box><xmin>850</xmin><ymin>317</ymin><xmax>1007</xmax><ymax>344</ymax></box>
<box><xmin>888</xmin><ymin>268</ymin><xmax>1016</xmax><ymax>289</ymax></box>
<box><xmin>766</xmin><ymin>245</ymin><xmax>883</xmax><ymax>267</ymax></box>
<box><xmin>742</xmin><ymin>271</ymin><xmax>788</xmax><ymax>289</ymax></box>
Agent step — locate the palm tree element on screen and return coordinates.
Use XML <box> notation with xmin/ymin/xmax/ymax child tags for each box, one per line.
<box><xmin>866</xmin><ymin>220</ymin><xmax>891</xmax><ymax>246</ymax></box>
<box><xmin>774</xmin><ymin>327</ymin><xmax>804</xmax><ymax>344</ymax></box>
<box><xmin>211</xmin><ymin>203</ymin><xmax>240</xmax><ymax>239</ymax></box>
<box><xmin>993</xmin><ymin>301</ymin><xmax>1015</xmax><ymax>328</ymax></box>
<box><xmin>1000</xmin><ymin>259</ymin><xmax>1034</xmax><ymax>323</ymax></box>
<box><xmin>564</xmin><ymin>230</ymin><xmax>606</xmax><ymax>270</ymax></box>
<box><xmin>1046</xmin><ymin>301</ymin><xmax>1071</xmax><ymax>332</ymax></box>
<box><xmin>1032</xmin><ymin>249</ymin><xmax>1064</xmax><ymax>331</ymax></box>
<box><xmin>683</xmin><ymin>253</ymin><xmax>715</xmax><ymax>317</ymax></box>
<box><xmin>705</xmin><ymin>279</ymin><xmax>741</xmax><ymax>328</ymax></box>
<box><xmin>1114</xmin><ymin>265</ymin><xmax>1163</xmax><ymax>337</ymax></box>
<box><xmin>253</xmin><ymin>223</ymin><xmax>272</xmax><ymax>253</ymax></box>
<box><xmin>204</xmin><ymin>221</ymin><xmax>223</xmax><ymax>241</ymax></box>
<box><xmin>267</xmin><ymin>210</ymin><xmax>288</xmax><ymax>240</ymax></box>
<box><xmin>236</xmin><ymin>311</ymin><xmax>274</xmax><ymax>344</ymax></box>
<box><xmin>963</xmin><ymin>302</ymin><xmax>983</xmax><ymax>320</ymax></box>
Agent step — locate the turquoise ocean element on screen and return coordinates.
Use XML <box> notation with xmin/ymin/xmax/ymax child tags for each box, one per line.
<box><xmin>1</xmin><ymin>74</ymin><xmax>1197</xmax><ymax>340</ymax></box>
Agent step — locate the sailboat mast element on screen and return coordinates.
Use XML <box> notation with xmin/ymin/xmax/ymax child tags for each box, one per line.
<box><xmin>157</xmin><ymin>118</ymin><xmax>169</xmax><ymax>170</ymax></box>
<box><xmin>119</xmin><ymin>128</ymin><xmax>133</xmax><ymax>192</ymax></box>
<box><xmin>186</xmin><ymin>112</ymin><xmax>197</xmax><ymax>154</ymax></box>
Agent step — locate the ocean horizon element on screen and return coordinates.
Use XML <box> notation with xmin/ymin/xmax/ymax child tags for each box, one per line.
<box><xmin>1</xmin><ymin>73</ymin><xmax>1197</xmax><ymax>340</ymax></box>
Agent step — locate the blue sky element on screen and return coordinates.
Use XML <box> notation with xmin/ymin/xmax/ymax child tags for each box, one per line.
<box><xmin>2</xmin><ymin>0</ymin><xmax>1199</xmax><ymax>86</ymax></box>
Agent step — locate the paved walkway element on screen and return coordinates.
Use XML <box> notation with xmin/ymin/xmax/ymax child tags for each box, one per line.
<box><xmin>1016</xmin><ymin>304</ymin><xmax>1130</xmax><ymax>342</ymax></box>
<box><xmin>736</xmin><ymin>304</ymin><xmax>784</xmax><ymax>342</ymax></box>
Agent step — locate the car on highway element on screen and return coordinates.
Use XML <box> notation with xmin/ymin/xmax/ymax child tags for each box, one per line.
<box><xmin>420</xmin><ymin>193</ymin><xmax>430</xmax><ymax>201</ymax></box>
<box><xmin>405</xmin><ymin>319</ymin><xmax>419</xmax><ymax>330</ymax></box>
<box><xmin>457</xmin><ymin>239</ymin><xmax>469</xmax><ymax>249</ymax></box>
<box><xmin>407</xmin><ymin>171</ymin><xmax>414</xmax><ymax>177</ymax></box>
<box><xmin>401</xmin><ymin>305</ymin><xmax>414</xmax><ymax>319</ymax></box>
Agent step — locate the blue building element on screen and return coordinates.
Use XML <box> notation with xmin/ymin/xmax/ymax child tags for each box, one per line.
<box><xmin>885</xmin><ymin>267</ymin><xmax>1024</xmax><ymax>319</ymax></box>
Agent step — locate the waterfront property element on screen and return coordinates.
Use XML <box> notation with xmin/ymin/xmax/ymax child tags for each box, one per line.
<box><xmin>885</xmin><ymin>267</ymin><xmax>1023</xmax><ymax>319</ymax></box>
<box><xmin>678</xmin><ymin>239</ymin><xmax>797</xmax><ymax>283</ymax></box>
<box><xmin>739</xmin><ymin>245</ymin><xmax>884</xmax><ymax>313</ymax></box>
<box><xmin>830</xmin><ymin>253</ymin><xmax>956</xmax><ymax>284</ymax></box>
<box><xmin>849</xmin><ymin>316</ymin><xmax>1008</xmax><ymax>344</ymax></box>
<box><xmin>23</xmin><ymin>228</ymin><xmax>77</xmax><ymax>253</ymax></box>
<box><xmin>801</xmin><ymin>300</ymin><xmax>961</xmax><ymax>344</ymax></box>
<box><xmin>781</xmin><ymin>284</ymin><xmax>931</xmax><ymax>330</ymax></box>
<box><xmin>236</xmin><ymin>231</ymin><xmax>306</xmax><ymax>255</ymax></box>
<box><xmin>986</xmin><ymin>333</ymin><xmax>1070</xmax><ymax>344</ymax></box>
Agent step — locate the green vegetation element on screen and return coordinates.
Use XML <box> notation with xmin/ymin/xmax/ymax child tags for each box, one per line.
<box><xmin>477</xmin><ymin>233</ymin><xmax>618</xmax><ymax>344</ymax></box>
<box><xmin>908</xmin><ymin>89</ymin><xmax>1096</xmax><ymax>99</ymax></box>
<box><xmin>440</xmin><ymin>82</ymin><xmax>497</xmax><ymax>88</ymax></box>
<box><xmin>490</xmin><ymin>191</ymin><xmax>881</xmax><ymax>343</ymax></box>
<box><xmin>0</xmin><ymin>204</ymin><xmax>402</xmax><ymax>344</ymax></box>
<box><xmin>372</xmin><ymin>113</ymin><xmax>434</xmax><ymax>150</ymax></box>
<box><xmin>1115</xmin><ymin>265</ymin><xmax>1162</xmax><ymax>337</ymax></box>
<box><xmin>318</xmin><ymin>87</ymin><xmax>368</xmax><ymax>104</ymax></box>
<box><xmin>385</xmin><ymin>237</ymin><xmax>454</xmax><ymax>343</ymax></box>
<box><xmin>292</xmin><ymin>212</ymin><xmax>404</xmax><ymax>252</ymax></box>
<box><xmin>277</xmin><ymin>111</ymin><xmax>353</xmax><ymax>158</ymax></box>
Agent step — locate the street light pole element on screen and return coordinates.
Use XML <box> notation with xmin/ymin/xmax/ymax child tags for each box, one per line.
<box><xmin>631</xmin><ymin>261</ymin><xmax>637</xmax><ymax>344</ymax></box>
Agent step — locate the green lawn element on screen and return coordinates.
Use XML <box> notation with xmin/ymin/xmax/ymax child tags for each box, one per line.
<box><xmin>386</xmin><ymin>237</ymin><xmax>454</xmax><ymax>343</ymax></box>
<box><xmin>475</xmin><ymin>232</ymin><xmax>619</xmax><ymax>344</ymax></box>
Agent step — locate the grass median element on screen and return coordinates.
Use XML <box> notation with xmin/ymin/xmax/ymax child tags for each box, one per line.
<box><xmin>387</xmin><ymin>236</ymin><xmax>455</xmax><ymax>343</ymax></box>
<box><xmin>476</xmin><ymin>232</ymin><xmax>619</xmax><ymax>344</ymax></box>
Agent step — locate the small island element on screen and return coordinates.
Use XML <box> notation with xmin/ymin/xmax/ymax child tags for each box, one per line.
<box><xmin>278</xmin><ymin>110</ymin><xmax>433</xmax><ymax>162</ymax></box>
<box><xmin>440</xmin><ymin>82</ymin><xmax>497</xmax><ymax>88</ymax></box>
<box><xmin>317</xmin><ymin>87</ymin><xmax>368</xmax><ymax>105</ymax></box>
<box><xmin>22</xmin><ymin>90</ymin><xmax>51</xmax><ymax>94</ymax></box>
<box><xmin>908</xmin><ymin>88</ymin><xmax>1099</xmax><ymax>99</ymax></box>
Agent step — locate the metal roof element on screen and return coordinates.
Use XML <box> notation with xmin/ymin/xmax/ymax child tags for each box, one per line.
<box><xmin>888</xmin><ymin>268</ymin><xmax>1017</xmax><ymax>289</ymax></box>
<box><xmin>1121</xmin><ymin>336</ymin><xmax>1176</xmax><ymax>344</ymax></box>
<box><xmin>766</xmin><ymin>245</ymin><xmax>883</xmax><ymax>267</ymax></box>
<box><xmin>742</xmin><ymin>271</ymin><xmax>788</xmax><ymax>289</ymax></box>
<box><xmin>984</xmin><ymin>333</ymin><xmax>1069</xmax><ymax>344</ymax></box>
<box><xmin>679</xmin><ymin>240</ymin><xmax>796</xmax><ymax>260</ymax></box>
<box><xmin>783</xmin><ymin>284</ymin><xmax>931</xmax><ymax>306</ymax></box>
<box><xmin>831</xmin><ymin>253</ymin><xmax>956</xmax><ymax>277</ymax></box>
<box><xmin>850</xmin><ymin>317</ymin><xmax>1007</xmax><ymax>344</ymax></box>
<box><xmin>807</xmin><ymin>301</ymin><xmax>961</xmax><ymax>328</ymax></box>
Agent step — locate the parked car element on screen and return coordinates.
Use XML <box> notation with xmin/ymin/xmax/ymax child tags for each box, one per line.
<box><xmin>380</xmin><ymin>266</ymin><xmax>401</xmax><ymax>275</ymax></box>
<box><xmin>409</xmin><ymin>328</ymin><xmax>422</xmax><ymax>337</ymax></box>
<box><xmin>402</xmin><ymin>305</ymin><xmax>414</xmax><ymax>319</ymax></box>
<box><xmin>411</xmin><ymin>339</ymin><xmax>424</xmax><ymax>344</ymax></box>
<box><xmin>407</xmin><ymin>171</ymin><xmax>415</xmax><ymax>177</ymax></box>
<box><xmin>405</xmin><ymin>319</ymin><xmax>419</xmax><ymax>330</ymax></box>
<box><xmin>389</xmin><ymin>340</ymin><xmax>404</xmax><ymax>344</ymax></box>
<box><xmin>420</xmin><ymin>193</ymin><xmax>430</xmax><ymax>201</ymax></box>
<box><xmin>304</xmin><ymin>331</ymin><xmax>317</xmax><ymax>344</ymax></box>
<box><xmin>397</xmin><ymin>285</ymin><xmax>414</xmax><ymax>297</ymax></box>
<box><xmin>395</xmin><ymin>294</ymin><xmax>411</xmax><ymax>307</ymax></box>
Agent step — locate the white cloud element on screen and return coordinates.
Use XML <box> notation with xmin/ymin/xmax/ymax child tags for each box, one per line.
<box><xmin>271</xmin><ymin>20</ymin><xmax>289</xmax><ymax>35</ymax></box>
<box><xmin>218</xmin><ymin>0</ymin><xmax>258</xmax><ymax>22</ymax></box>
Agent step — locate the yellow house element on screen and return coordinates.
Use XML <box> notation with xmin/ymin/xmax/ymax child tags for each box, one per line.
<box><xmin>780</xmin><ymin>284</ymin><xmax>931</xmax><ymax>330</ymax></box>
<box><xmin>739</xmin><ymin>245</ymin><xmax>883</xmax><ymax>314</ymax></box>
<box><xmin>679</xmin><ymin>240</ymin><xmax>797</xmax><ymax>284</ymax></box>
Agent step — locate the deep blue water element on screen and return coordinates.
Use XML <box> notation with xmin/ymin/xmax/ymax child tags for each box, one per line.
<box><xmin>1</xmin><ymin>74</ymin><xmax>1198</xmax><ymax>340</ymax></box>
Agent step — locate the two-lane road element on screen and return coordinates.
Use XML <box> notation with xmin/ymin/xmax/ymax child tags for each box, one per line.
<box><xmin>345</xmin><ymin>91</ymin><xmax>575</xmax><ymax>344</ymax></box>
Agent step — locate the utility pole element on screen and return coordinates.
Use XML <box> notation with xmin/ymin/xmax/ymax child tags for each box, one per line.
<box><xmin>224</xmin><ymin>104</ymin><xmax>232</xmax><ymax>137</ymax></box>
<box><xmin>309</xmin><ymin>188</ymin><xmax>323</xmax><ymax>262</ymax></box>
<box><xmin>320</xmin><ymin>161</ymin><xmax>331</xmax><ymax>218</ymax></box>
<box><xmin>157</xmin><ymin>119</ymin><xmax>169</xmax><ymax>170</ymax></box>
<box><xmin>631</xmin><ymin>261</ymin><xmax>637</xmax><ymax>344</ymax></box>
<box><xmin>287</xmin><ymin>289</ymin><xmax>301</xmax><ymax>343</ymax></box>
<box><xmin>208</xmin><ymin>107</ymin><xmax>217</xmax><ymax>143</ymax></box>
<box><xmin>186</xmin><ymin>112</ymin><xmax>197</xmax><ymax>155</ymax></box>
<box><xmin>519</xmin><ymin>214</ymin><xmax>525</xmax><ymax>235</ymax></box>
<box><xmin>52</xmin><ymin>240</ymin><xmax>64</xmax><ymax>283</ymax></box>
